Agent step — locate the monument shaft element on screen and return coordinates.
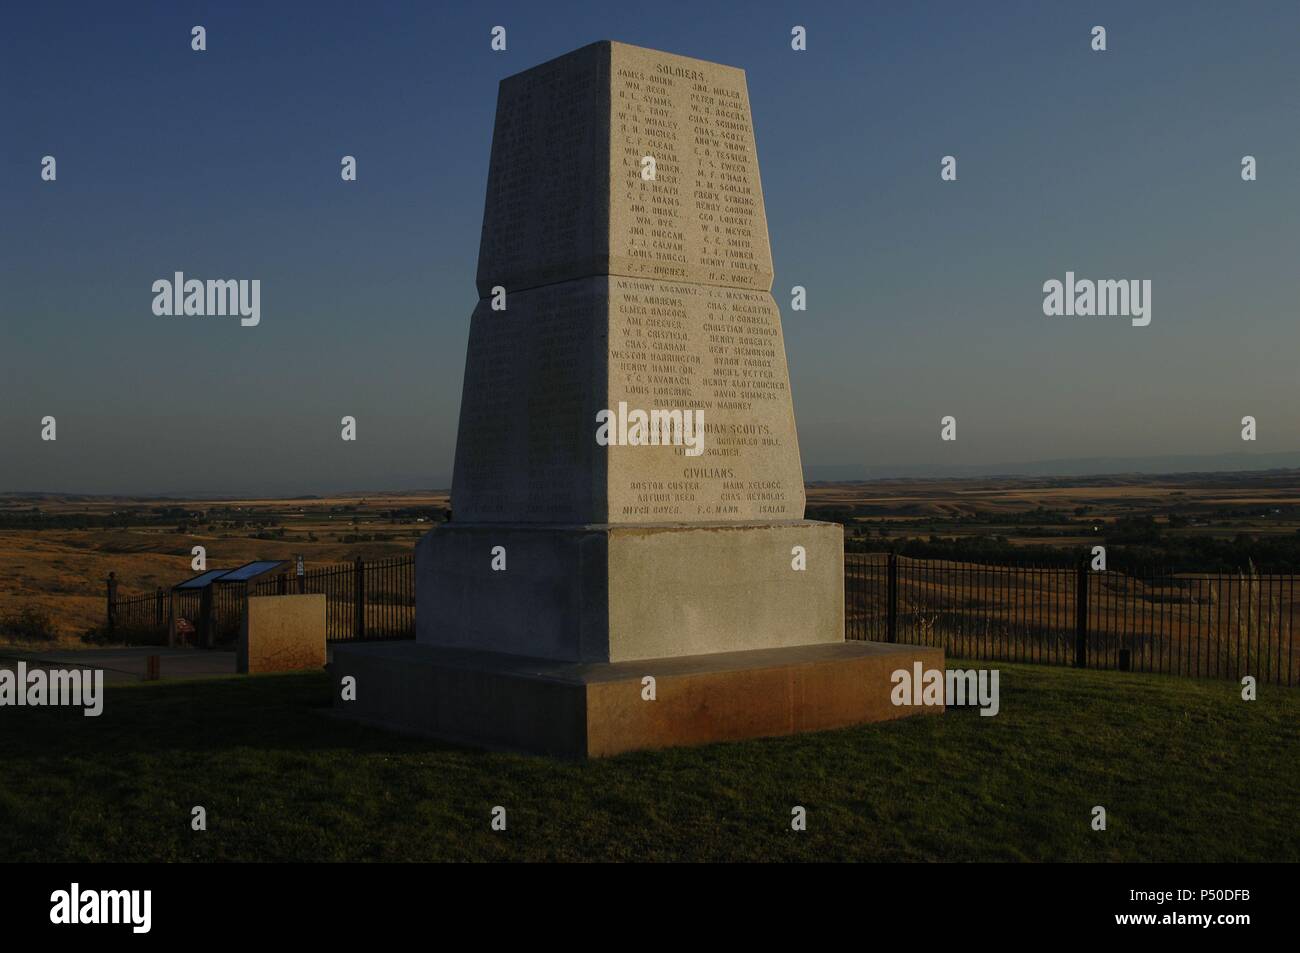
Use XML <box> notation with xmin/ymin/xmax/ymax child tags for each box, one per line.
<box><xmin>455</xmin><ymin>41</ymin><xmax>803</xmax><ymax>525</ymax></box>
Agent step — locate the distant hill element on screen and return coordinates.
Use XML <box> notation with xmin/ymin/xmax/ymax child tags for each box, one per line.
<box><xmin>8</xmin><ymin>451</ymin><xmax>1300</xmax><ymax>499</ymax></box>
<box><xmin>804</xmin><ymin>451</ymin><xmax>1300</xmax><ymax>483</ymax></box>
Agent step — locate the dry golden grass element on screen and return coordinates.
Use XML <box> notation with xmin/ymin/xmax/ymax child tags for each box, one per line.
<box><xmin>844</xmin><ymin>554</ymin><xmax>1299</xmax><ymax>682</ymax></box>
<box><xmin>0</xmin><ymin>492</ymin><xmax>447</xmax><ymax>644</ymax></box>
<box><xmin>6</xmin><ymin>476</ymin><xmax>1300</xmax><ymax>649</ymax></box>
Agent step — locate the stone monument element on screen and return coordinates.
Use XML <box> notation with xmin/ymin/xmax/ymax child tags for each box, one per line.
<box><xmin>332</xmin><ymin>41</ymin><xmax>942</xmax><ymax>756</ymax></box>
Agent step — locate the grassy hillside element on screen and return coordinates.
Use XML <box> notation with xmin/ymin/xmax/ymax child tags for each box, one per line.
<box><xmin>1</xmin><ymin>660</ymin><xmax>1295</xmax><ymax>862</ymax></box>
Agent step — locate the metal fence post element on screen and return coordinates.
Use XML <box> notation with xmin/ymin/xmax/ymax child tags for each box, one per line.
<box><xmin>353</xmin><ymin>556</ymin><xmax>366</xmax><ymax>640</ymax></box>
<box><xmin>167</xmin><ymin>590</ymin><xmax>176</xmax><ymax>648</ymax></box>
<box><xmin>106</xmin><ymin>572</ymin><xmax>118</xmax><ymax>635</ymax></box>
<box><xmin>887</xmin><ymin>553</ymin><xmax>898</xmax><ymax>643</ymax></box>
<box><xmin>199</xmin><ymin>586</ymin><xmax>214</xmax><ymax>650</ymax></box>
<box><xmin>1075</xmin><ymin>560</ymin><xmax>1089</xmax><ymax>667</ymax></box>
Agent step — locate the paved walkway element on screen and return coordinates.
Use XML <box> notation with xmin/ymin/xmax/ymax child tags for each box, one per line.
<box><xmin>0</xmin><ymin>646</ymin><xmax>333</xmax><ymax>683</ymax></box>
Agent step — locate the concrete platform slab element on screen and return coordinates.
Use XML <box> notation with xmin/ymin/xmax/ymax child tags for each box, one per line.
<box><xmin>331</xmin><ymin>639</ymin><xmax>944</xmax><ymax>758</ymax></box>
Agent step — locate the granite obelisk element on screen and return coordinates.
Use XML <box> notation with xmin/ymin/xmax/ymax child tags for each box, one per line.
<box><xmin>332</xmin><ymin>42</ymin><xmax>942</xmax><ymax>756</ymax></box>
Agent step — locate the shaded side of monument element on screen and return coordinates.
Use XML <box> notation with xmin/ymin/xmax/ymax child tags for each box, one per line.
<box><xmin>332</xmin><ymin>41</ymin><xmax>943</xmax><ymax>757</ymax></box>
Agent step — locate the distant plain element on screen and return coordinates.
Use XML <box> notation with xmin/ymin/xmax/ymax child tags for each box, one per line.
<box><xmin>4</xmin><ymin>469</ymin><xmax>1300</xmax><ymax>644</ymax></box>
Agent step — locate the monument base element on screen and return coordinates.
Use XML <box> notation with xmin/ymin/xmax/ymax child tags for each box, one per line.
<box><xmin>330</xmin><ymin>640</ymin><xmax>944</xmax><ymax>758</ymax></box>
<box><xmin>417</xmin><ymin>520</ymin><xmax>844</xmax><ymax>662</ymax></box>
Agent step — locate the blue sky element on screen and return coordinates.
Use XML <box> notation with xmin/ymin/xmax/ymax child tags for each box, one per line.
<box><xmin>2</xmin><ymin>1</ymin><xmax>1297</xmax><ymax>494</ymax></box>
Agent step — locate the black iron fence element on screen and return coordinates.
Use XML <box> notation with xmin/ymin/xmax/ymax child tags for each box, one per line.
<box><xmin>107</xmin><ymin>587</ymin><xmax>170</xmax><ymax>640</ymax></box>
<box><xmin>847</xmin><ymin>553</ymin><xmax>1298</xmax><ymax>687</ymax></box>
<box><xmin>108</xmin><ymin>551</ymin><xmax>1298</xmax><ymax>685</ymax></box>
<box><xmin>106</xmin><ymin>555</ymin><xmax>415</xmax><ymax>646</ymax></box>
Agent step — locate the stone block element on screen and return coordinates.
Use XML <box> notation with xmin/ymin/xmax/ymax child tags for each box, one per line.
<box><xmin>238</xmin><ymin>594</ymin><xmax>327</xmax><ymax>674</ymax></box>
<box><xmin>416</xmin><ymin>519</ymin><xmax>843</xmax><ymax>662</ymax></box>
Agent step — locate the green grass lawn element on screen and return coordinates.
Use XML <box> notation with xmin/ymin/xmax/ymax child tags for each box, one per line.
<box><xmin>1</xmin><ymin>660</ymin><xmax>1296</xmax><ymax>862</ymax></box>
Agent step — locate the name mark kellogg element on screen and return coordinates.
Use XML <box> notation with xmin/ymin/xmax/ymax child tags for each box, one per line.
<box><xmin>0</xmin><ymin>662</ymin><xmax>103</xmax><ymax>716</ymax></box>
<box><xmin>891</xmin><ymin>662</ymin><xmax>1000</xmax><ymax>716</ymax></box>
<box><xmin>152</xmin><ymin>272</ymin><xmax>260</xmax><ymax>327</ymax></box>
<box><xmin>50</xmin><ymin>883</ymin><xmax>151</xmax><ymax>934</ymax></box>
